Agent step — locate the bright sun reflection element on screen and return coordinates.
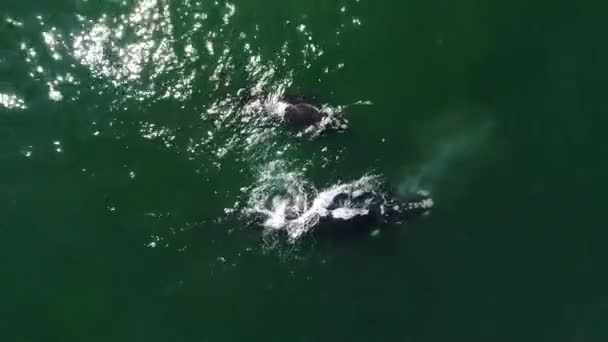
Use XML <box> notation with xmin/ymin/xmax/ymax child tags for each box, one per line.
<box><xmin>72</xmin><ymin>0</ymin><xmax>193</xmax><ymax>102</ymax></box>
<box><xmin>0</xmin><ymin>93</ymin><xmax>27</xmax><ymax>110</ymax></box>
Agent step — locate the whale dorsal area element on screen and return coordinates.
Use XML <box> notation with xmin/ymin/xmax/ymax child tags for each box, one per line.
<box><xmin>283</xmin><ymin>103</ymin><xmax>325</xmax><ymax>127</ymax></box>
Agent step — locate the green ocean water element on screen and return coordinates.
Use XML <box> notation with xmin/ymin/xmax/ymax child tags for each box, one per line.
<box><xmin>1</xmin><ymin>0</ymin><xmax>607</xmax><ymax>341</ymax></box>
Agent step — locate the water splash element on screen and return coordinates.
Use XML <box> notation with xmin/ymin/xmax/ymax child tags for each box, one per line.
<box><xmin>243</xmin><ymin>161</ymin><xmax>374</xmax><ymax>240</ymax></box>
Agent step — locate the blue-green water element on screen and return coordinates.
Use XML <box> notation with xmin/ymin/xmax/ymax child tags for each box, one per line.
<box><xmin>2</xmin><ymin>0</ymin><xmax>607</xmax><ymax>341</ymax></box>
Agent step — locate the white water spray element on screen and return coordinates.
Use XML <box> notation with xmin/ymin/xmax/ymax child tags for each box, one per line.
<box><xmin>399</xmin><ymin>118</ymin><xmax>494</xmax><ymax>195</ymax></box>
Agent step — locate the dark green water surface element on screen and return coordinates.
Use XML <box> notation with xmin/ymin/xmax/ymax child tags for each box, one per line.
<box><xmin>1</xmin><ymin>0</ymin><xmax>607</xmax><ymax>341</ymax></box>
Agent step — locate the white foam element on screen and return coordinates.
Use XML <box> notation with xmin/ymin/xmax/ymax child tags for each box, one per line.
<box><xmin>331</xmin><ymin>207</ymin><xmax>369</xmax><ymax>220</ymax></box>
<box><xmin>246</xmin><ymin>168</ymin><xmax>384</xmax><ymax>240</ymax></box>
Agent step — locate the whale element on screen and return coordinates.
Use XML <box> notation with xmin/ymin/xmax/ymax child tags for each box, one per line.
<box><xmin>237</xmin><ymin>91</ymin><xmax>349</xmax><ymax>133</ymax></box>
<box><xmin>280</xmin><ymin>95</ymin><xmax>348</xmax><ymax>131</ymax></box>
<box><xmin>247</xmin><ymin>175</ymin><xmax>433</xmax><ymax>240</ymax></box>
